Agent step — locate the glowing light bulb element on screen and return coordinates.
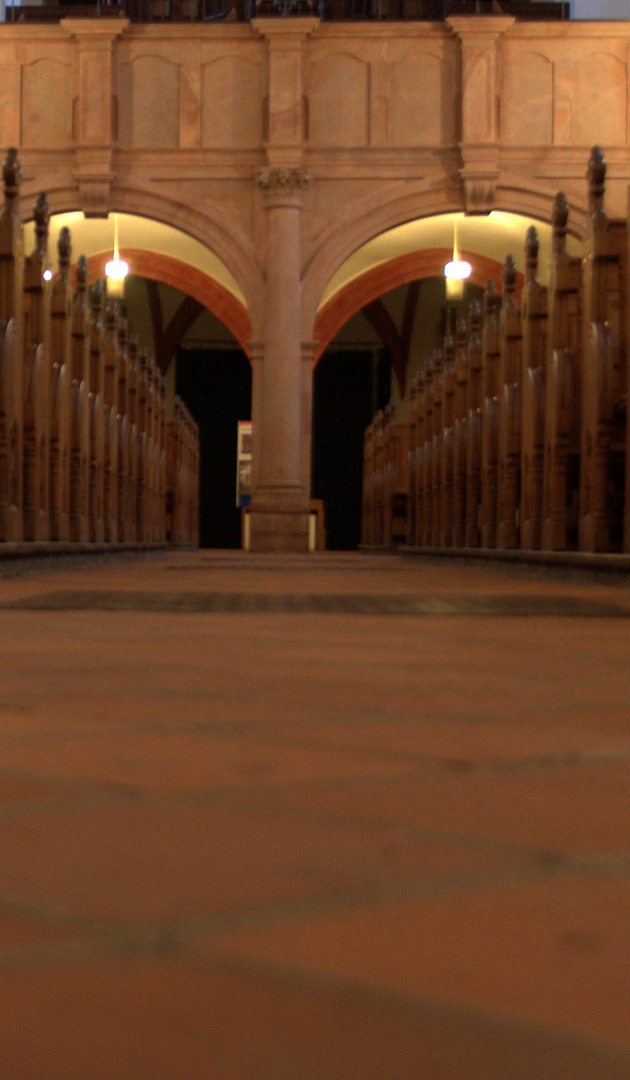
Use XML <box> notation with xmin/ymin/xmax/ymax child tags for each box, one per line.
<box><xmin>105</xmin><ymin>214</ymin><xmax>128</xmax><ymax>297</ymax></box>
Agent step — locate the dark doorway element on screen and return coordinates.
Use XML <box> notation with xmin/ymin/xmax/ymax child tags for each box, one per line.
<box><xmin>311</xmin><ymin>348</ymin><xmax>390</xmax><ymax>550</ymax></box>
<box><xmin>176</xmin><ymin>346</ymin><xmax>252</xmax><ymax>549</ymax></box>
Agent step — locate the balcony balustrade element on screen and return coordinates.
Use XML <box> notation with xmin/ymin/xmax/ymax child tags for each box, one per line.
<box><xmin>3</xmin><ymin>0</ymin><xmax>570</xmax><ymax>24</ymax></box>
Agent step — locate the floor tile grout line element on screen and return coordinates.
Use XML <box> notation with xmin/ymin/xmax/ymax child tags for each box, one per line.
<box><xmin>2</xmin><ymin>855</ymin><xmax>630</xmax><ymax>971</ymax></box>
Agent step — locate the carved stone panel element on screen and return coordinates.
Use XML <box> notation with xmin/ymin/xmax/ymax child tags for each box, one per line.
<box><xmin>574</xmin><ymin>53</ymin><xmax>627</xmax><ymax>148</ymax></box>
<box><xmin>201</xmin><ymin>56</ymin><xmax>263</xmax><ymax>150</ymax></box>
<box><xmin>119</xmin><ymin>56</ymin><xmax>180</xmax><ymax>148</ymax></box>
<box><xmin>501</xmin><ymin>51</ymin><xmax>552</xmax><ymax>147</ymax></box>
<box><xmin>21</xmin><ymin>59</ymin><xmax>72</xmax><ymax>149</ymax></box>
<box><xmin>308</xmin><ymin>53</ymin><xmax>369</xmax><ymax>148</ymax></box>
<box><xmin>389</xmin><ymin>54</ymin><xmax>449</xmax><ymax>147</ymax></box>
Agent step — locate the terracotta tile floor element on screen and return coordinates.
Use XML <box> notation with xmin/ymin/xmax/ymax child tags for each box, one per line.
<box><xmin>0</xmin><ymin>549</ymin><xmax>630</xmax><ymax>1079</ymax></box>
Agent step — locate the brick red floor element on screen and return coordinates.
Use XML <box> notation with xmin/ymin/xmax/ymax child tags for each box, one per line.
<box><xmin>0</xmin><ymin>549</ymin><xmax>629</xmax><ymax>1079</ymax></box>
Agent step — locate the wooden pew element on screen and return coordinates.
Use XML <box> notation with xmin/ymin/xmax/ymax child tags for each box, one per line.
<box><xmin>49</xmin><ymin>226</ymin><xmax>73</xmax><ymax>541</ymax></box>
<box><xmin>542</xmin><ymin>192</ymin><xmax>582</xmax><ymax>550</ymax></box>
<box><xmin>87</xmin><ymin>280</ymin><xmax>106</xmax><ymax>543</ymax></box>
<box><xmin>136</xmin><ymin>347</ymin><xmax>150</xmax><ymax>542</ymax></box>
<box><xmin>116</xmin><ymin>314</ymin><xmax>131</xmax><ymax>543</ymax></box>
<box><xmin>465</xmin><ymin>300</ymin><xmax>483</xmax><ymax>548</ymax></box>
<box><xmin>440</xmin><ymin>334</ymin><xmax>455</xmax><ymax>547</ymax></box>
<box><xmin>451</xmin><ymin>315</ymin><xmax>469</xmax><ymax>548</ymax></box>
<box><xmin>0</xmin><ymin>149</ymin><xmax>24</xmax><ymax>541</ymax></box>
<box><xmin>496</xmin><ymin>255</ymin><xmax>522</xmax><ymax>549</ymax></box>
<box><xmin>431</xmin><ymin>346</ymin><xmax>444</xmax><ymax>546</ymax></box>
<box><xmin>102</xmin><ymin>300</ymin><xmax>121</xmax><ymax>542</ymax></box>
<box><xmin>22</xmin><ymin>193</ymin><xmax>51</xmax><ymax>541</ymax></box>
<box><xmin>520</xmin><ymin>226</ymin><xmax>547</xmax><ymax>550</ymax></box>
<box><xmin>480</xmin><ymin>281</ymin><xmax>501</xmax><ymax>548</ymax></box>
<box><xmin>578</xmin><ymin>146</ymin><xmax>627</xmax><ymax>553</ymax></box>
<box><xmin>126</xmin><ymin>333</ymin><xmax>140</xmax><ymax>543</ymax></box>
<box><xmin>69</xmin><ymin>255</ymin><xmax>91</xmax><ymax>542</ymax></box>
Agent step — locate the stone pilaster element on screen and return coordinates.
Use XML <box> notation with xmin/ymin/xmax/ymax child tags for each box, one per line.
<box><xmin>61</xmin><ymin>19</ymin><xmax>129</xmax><ymax>218</ymax></box>
<box><xmin>447</xmin><ymin>16</ymin><xmax>515</xmax><ymax>214</ymax></box>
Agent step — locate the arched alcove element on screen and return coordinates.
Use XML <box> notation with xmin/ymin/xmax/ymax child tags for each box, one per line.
<box><xmin>39</xmin><ymin>210</ymin><xmax>254</xmax><ymax>548</ymax></box>
<box><xmin>310</xmin><ymin>209</ymin><xmax>582</xmax><ymax>550</ymax></box>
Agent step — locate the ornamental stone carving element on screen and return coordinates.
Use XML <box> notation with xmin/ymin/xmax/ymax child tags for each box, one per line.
<box><xmin>257</xmin><ymin>167</ymin><xmax>311</xmax><ymax>206</ymax></box>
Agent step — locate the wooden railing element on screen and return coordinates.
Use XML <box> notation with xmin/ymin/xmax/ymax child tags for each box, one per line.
<box><xmin>4</xmin><ymin>0</ymin><xmax>570</xmax><ymax>24</ymax></box>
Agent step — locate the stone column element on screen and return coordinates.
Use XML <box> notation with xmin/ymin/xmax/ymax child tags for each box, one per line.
<box><xmin>249</xmin><ymin>167</ymin><xmax>311</xmax><ymax>553</ymax></box>
<box><xmin>301</xmin><ymin>341</ymin><xmax>317</xmax><ymax>501</ymax></box>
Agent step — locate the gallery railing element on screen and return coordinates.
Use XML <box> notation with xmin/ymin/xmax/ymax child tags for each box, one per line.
<box><xmin>3</xmin><ymin>0</ymin><xmax>570</xmax><ymax>24</ymax></box>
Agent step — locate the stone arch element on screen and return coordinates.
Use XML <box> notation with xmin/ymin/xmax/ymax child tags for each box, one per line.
<box><xmin>20</xmin><ymin>186</ymin><xmax>264</xmax><ymax>336</ymax></box>
<box><xmin>301</xmin><ymin>180</ymin><xmax>586</xmax><ymax>341</ymax></box>
<box><xmin>313</xmin><ymin>248</ymin><xmax>520</xmax><ymax>362</ymax></box>
<box><xmin>81</xmin><ymin>250</ymin><xmax>252</xmax><ymax>357</ymax></box>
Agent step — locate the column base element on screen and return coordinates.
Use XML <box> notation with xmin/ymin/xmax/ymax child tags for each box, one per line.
<box><xmin>247</xmin><ymin>504</ymin><xmax>310</xmax><ymax>553</ymax></box>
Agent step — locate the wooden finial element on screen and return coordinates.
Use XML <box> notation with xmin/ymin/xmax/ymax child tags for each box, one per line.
<box><xmin>117</xmin><ymin>314</ymin><xmax>128</xmax><ymax>350</ymax></box>
<box><xmin>3</xmin><ymin>148</ymin><xmax>20</xmax><ymax>202</ymax></box>
<box><xmin>33</xmin><ymin>192</ymin><xmax>49</xmax><ymax>255</ymax></box>
<box><xmin>525</xmin><ymin>226</ymin><xmax>538</xmax><ymax>282</ymax></box>
<box><xmin>443</xmin><ymin>333</ymin><xmax>455</xmax><ymax>366</ymax></box>
<box><xmin>587</xmin><ymin>146</ymin><xmax>606</xmax><ymax>214</ymax></box>
<box><xmin>105</xmin><ymin>298</ymin><xmax>118</xmax><ymax>332</ymax></box>
<box><xmin>75</xmin><ymin>254</ymin><xmax>89</xmax><ymax>295</ymax></box>
<box><xmin>468</xmin><ymin>299</ymin><xmax>482</xmax><ymax>336</ymax></box>
<box><xmin>58</xmin><ymin>227</ymin><xmax>71</xmax><ymax>279</ymax></box>
<box><xmin>483</xmin><ymin>280</ymin><xmax>500</xmax><ymax>319</ymax></box>
<box><xmin>552</xmin><ymin>192</ymin><xmax>569</xmax><ymax>253</ymax></box>
<box><xmin>502</xmin><ymin>254</ymin><xmax>517</xmax><ymax>297</ymax></box>
<box><xmin>89</xmin><ymin>278</ymin><xmax>104</xmax><ymax>317</ymax></box>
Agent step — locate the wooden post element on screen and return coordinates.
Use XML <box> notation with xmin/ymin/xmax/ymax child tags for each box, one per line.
<box><xmin>520</xmin><ymin>226</ymin><xmax>547</xmax><ymax>550</ymax></box>
<box><xmin>49</xmin><ymin>227</ymin><xmax>73</xmax><ymax>541</ymax></box>
<box><xmin>116</xmin><ymin>314</ymin><xmax>130</xmax><ymax>542</ymax></box>
<box><xmin>87</xmin><ymin>279</ymin><xmax>106</xmax><ymax>542</ymax></box>
<box><xmin>542</xmin><ymin>192</ymin><xmax>582</xmax><ymax>550</ymax></box>
<box><xmin>69</xmin><ymin>255</ymin><xmax>91</xmax><ymax>542</ymax></box>
<box><xmin>102</xmin><ymin>300</ymin><xmax>120</xmax><ymax>541</ymax></box>
<box><xmin>22</xmin><ymin>193</ymin><xmax>51</xmax><ymax>541</ymax></box>
<box><xmin>452</xmin><ymin>315</ymin><xmax>469</xmax><ymax>548</ymax></box>
<box><xmin>440</xmin><ymin>334</ymin><xmax>456</xmax><ymax>547</ymax></box>
<box><xmin>0</xmin><ymin>148</ymin><xmax>24</xmax><ymax>540</ymax></box>
<box><xmin>422</xmin><ymin>355</ymin><xmax>434</xmax><ymax>547</ymax></box>
<box><xmin>497</xmin><ymin>255</ymin><xmax>522</xmax><ymax>549</ymax></box>
<box><xmin>579</xmin><ymin>147</ymin><xmax>627</xmax><ymax>553</ymax></box>
<box><xmin>480</xmin><ymin>281</ymin><xmax>501</xmax><ymax>547</ymax></box>
<box><xmin>465</xmin><ymin>300</ymin><xmax>483</xmax><ymax>547</ymax></box>
<box><xmin>431</xmin><ymin>347</ymin><xmax>444</xmax><ymax>546</ymax></box>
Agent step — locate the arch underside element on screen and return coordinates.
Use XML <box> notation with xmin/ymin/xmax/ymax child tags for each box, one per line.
<box><xmin>313</xmin><ymin>248</ymin><xmax>523</xmax><ymax>362</ymax></box>
<box><xmin>83</xmin><ymin>250</ymin><xmax>252</xmax><ymax>358</ymax></box>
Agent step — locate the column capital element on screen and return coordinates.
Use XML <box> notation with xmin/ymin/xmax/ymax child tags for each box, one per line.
<box><xmin>251</xmin><ymin>17</ymin><xmax>320</xmax><ymax>45</ymax></box>
<box><xmin>445</xmin><ymin>15</ymin><xmax>515</xmax><ymax>48</ymax></box>
<box><xmin>257</xmin><ymin>167</ymin><xmax>311</xmax><ymax>207</ymax></box>
<box><xmin>59</xmin><ymin>18</ymin><xmax>130</xmax><ymax>44</ymax></box>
